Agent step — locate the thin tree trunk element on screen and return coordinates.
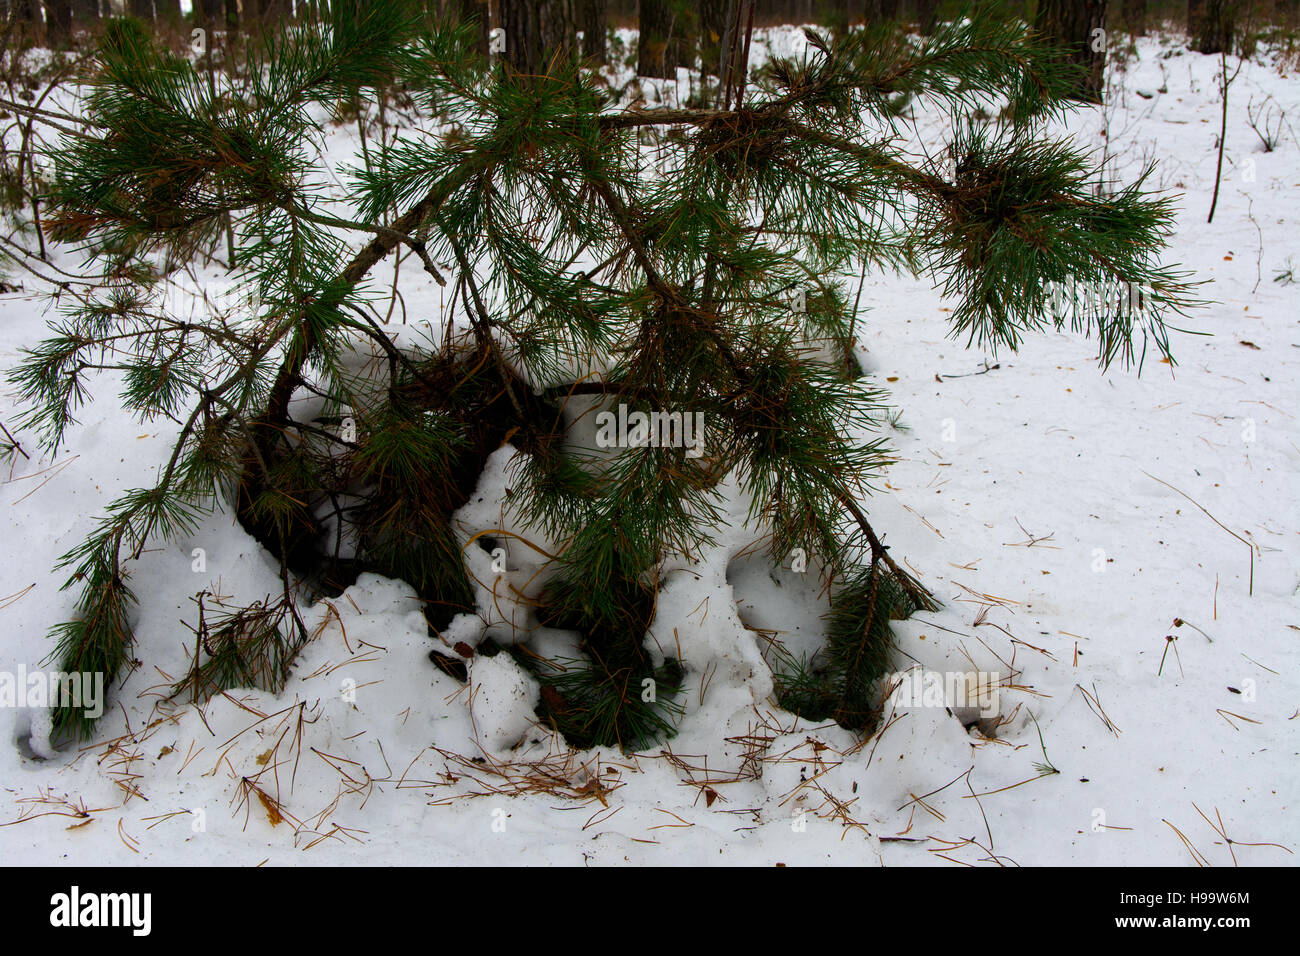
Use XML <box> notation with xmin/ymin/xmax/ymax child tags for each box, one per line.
<box><xmin>127</xmin><ymin>0</ymin><xmax>153</xmax><ymax>22</ymax></box>
<box><xmin>1208</xmin><ymin>51</ymin><xmax>1231</xmax><ymax>222</ymax></box>
<box><xmin>1035</xmin><ymin>0</ymin><xmax>1109</xmax><ymax>103</ymax></box>
<box><xmin>719</xmin><ymin>0</ymin><xmax>753</xmax><ymax>110</ymax></box>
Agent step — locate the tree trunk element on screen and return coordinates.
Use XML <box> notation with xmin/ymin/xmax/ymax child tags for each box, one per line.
<box><xmin>578</xmin><ymin>0</ymin><xmax>607</xmax><ymax>64</ymax></box>
<box><xmin>1122</xmin><ymin>0</ymin><xmax>1147</xmax><ymax>35</ymax></box>
<box><xmin>127</xmin><ymin>0</ymin><xmax>153</xmax><ymax>21</ymax></box>
<box><xmin>498</xmin><ymin>0</ymin><xmax>575</xmax><ymax>76</ymax></box>
<box><xmin>156</xmin><ymin>0</ymin><xmax>182</xmax><ymax>25</ymax></box>
<box><xmin>912</xmin><ymin>0</ymin><xmax>939</xmax><ymax>34</ymax></box>
<box><xmin>46</xmin><ymin>0</ymin><xmax>74</xmax><ymax>43</ymax></box>
<box><xmin>864</xmin><ymin>0</ymin><xmax>901</xmax><ymax>20</ymax></box>
<box><xmin>261</xmin><ymin>0</ymin><xmax>291</xmax><ymax>24</ymax></box>
<box><xmin>1035</xmin><ymin>0</ymin><xmax>1108</xmax><ymax>103</ymax></box>
<box><xmin>638</xmin><ymin>0</ymin><xmax>690</xmax><ymax>79</ymax></box>
<box><xmin>1189</xmin><ymin>0</ymin><xmax>1233</xmax><ymax>54</ymax></box>
<box><xmin>822</xmin><ymin>0</ymin><xmax>855</xmax><ymax>31</ymax></box>
<box><xmin>224</xmin><ymin>0</ymin><xmax>238</xmax><ymax>31</ymax></box>
<box><xmin>700</xmin><ymin>0</ymin><xmax>729</xmax><ymax>75</ymax></box>
<box><xmin>13</xmin><ymin>0</ymin><xmax>41</xmax><ymax>27</ymax></box>
<box><xmin>73</xmin><ymin>0</ymin><xmax>99</xmax><ymax>26</ymax></box>
<box><xmin>450</xmin><ymin>0</ymin><xmax>490</xmax><ymax>57</ymax></box>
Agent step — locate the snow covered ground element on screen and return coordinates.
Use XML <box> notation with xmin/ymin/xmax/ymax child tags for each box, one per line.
<box><xmin>1</xmin><ymin>27</ymin><xmax>1296</xmax><ymax>866</ymax></box>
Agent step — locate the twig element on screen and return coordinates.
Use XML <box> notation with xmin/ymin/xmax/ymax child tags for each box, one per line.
<box><xmin>1143</xmin><ymin>471</ymin><xmax>1254</xmax><ymax>596</ymax></box>
<box><xmin>1207</xmin><ymin>50</ymin><xmax>1243</xmax><ymax>224</ymax></box>
<box><xmin>0</xmin><ymin>419</ymin><xmax>29</xmax><ymax>460</ymax></box>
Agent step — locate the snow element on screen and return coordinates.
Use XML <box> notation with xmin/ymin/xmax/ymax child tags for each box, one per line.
<box><xmin>0</xmin><ymin>28</ymin><xmax>1296</xmax><ymax>866</ymax></box>
<box><xmin>469</xmin><ymin>654</ymin><xmax>541</xmax><ymax>753</ymax></box>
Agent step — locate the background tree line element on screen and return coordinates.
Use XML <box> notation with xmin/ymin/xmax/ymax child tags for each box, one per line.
<box><xmin>3</xmin><ymin>0</ymin><xmax>1295</xmax><ymax>63</ymax></box>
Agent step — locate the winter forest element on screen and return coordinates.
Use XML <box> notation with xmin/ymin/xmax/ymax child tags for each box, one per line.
<box><xmin>0</xmin><ymin>0</ymin><xmax>1296</xmax><ymax>871</ymax></box>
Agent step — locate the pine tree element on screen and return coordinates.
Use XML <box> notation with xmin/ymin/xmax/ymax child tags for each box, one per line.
<box><xmin>11</xmin><ymin>2</ymin><xmax>1197</xmax><ymax>747</ymax></box>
